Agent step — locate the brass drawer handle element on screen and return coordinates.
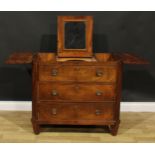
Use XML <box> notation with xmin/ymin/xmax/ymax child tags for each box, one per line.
<box><xmin>96</xmin><ymin>70</ymin><xmax>103</xmax><ymax>77</ymax></box>
<box><xmin>51</xmin><ymin>108</ymin><xmax>57</xmax><ymax>115</ymax></box>
<box><xmin>51</xmin><ymin>90</ymin><xmax>58</xmax><ymax>96</ymax></box>
<box><xmin>51</xmin><ymin>69</ymin><xmax>58</xmax><ymax>76</ymax></box>
<box><xmin>95</xmin><ymin>109</ymin><xmax>102</xmax><ymax>115</ymax></box>
<box><xmin>96</xmin><ymin>91</ymin><xmax>103</xmax><ymax>96</ymax></box>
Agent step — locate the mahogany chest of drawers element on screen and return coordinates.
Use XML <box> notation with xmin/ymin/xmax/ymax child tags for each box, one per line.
<box><xmin>5</xmin><ymin>51</ymin><xmax>149</xmax><ymax>136</ymax></box>
<box><xmin>31</xmin><ymin>53</ymin><xmax>122</xmax><ymax>135</ymax></box>
<box><xmin>5</xmin><ymin>16</ymin><xmax>149</xmax><ymax>136</ymax></box>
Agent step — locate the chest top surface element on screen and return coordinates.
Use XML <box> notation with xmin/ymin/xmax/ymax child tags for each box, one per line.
<box><xmin>36</xmin><ymin>53</ymin><xmax>121</xmax><ymax>65</ymax></box>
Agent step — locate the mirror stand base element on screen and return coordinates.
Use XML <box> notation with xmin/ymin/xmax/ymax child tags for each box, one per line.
<box><xmin>56</xmin><ymin>56</ymin><xmax>97</xmax><ymax>62</ymax></box>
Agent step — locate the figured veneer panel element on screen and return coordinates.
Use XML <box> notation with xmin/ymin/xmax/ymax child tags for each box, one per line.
<box><xmin>38</xmin><ymin>103</ymin><xmax>76</xmax><ymax>121</ymax></box>
<box><xmin>38</xmin><ymin>65</ymin><xmax>117</xmax><ymax>83</ymax></box>
<box><xmin>38</xmin><ymin>83</ymin><xmax>116</xmax><ymax>101</ymax></box>
<box><xmin>5</xmin><ymin>15</ymin><xmax>149</xmax><ymax>136</ymax></box>
<box><xmin>5</xmin><ymin>52</ymin><xmax>34</xmax><ymax>64</ymax></box>
<box><xmin>38</xmin><ymin>102</ymin><xmax>115</xmax><ymax>124</ymax></box>
<box><xmin>114</xmin><ymin>53</ymin><xmax>149</xmax><ymax>65</ymax></box>
<box><xmin>5</xmin><ymin>52</ymin><xmax>149</xmax><ymax>65</ymax></box>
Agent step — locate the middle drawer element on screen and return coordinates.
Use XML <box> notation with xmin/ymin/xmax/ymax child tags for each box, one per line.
<box><xmin>38</xmin><ymin>83</ymin><xmax>116</xmax><ymax>101</ymax></box>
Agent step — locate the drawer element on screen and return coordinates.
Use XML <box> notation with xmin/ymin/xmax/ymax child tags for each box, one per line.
<box><xmin>38</xmin><ymin>83</ymin><xmax>116</xmax><ymax>101</ymax></box>
<box><xmin>38</xmin><ymin>102</ymin><xmax>114</xmax><ymax>122</ymax></box>
<box><xmin>38</xmin><ymin>103</ymin><xmax>76</xmax><ymax>121</ymax></box>
<box><xmin>39</xmin><ymin>65</ymin><xmax>117</xmax><ymax>82</ymax></box>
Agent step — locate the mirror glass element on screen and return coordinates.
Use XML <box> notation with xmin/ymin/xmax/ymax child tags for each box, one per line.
<box><xmin>64</xmin><ymin>21</ymin><xmax>86</xmax><ymax>49</ymax></box>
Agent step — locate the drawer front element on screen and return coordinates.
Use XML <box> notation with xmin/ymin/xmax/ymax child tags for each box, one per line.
<box><xmin>38</xmin><ymin>103</ymin><xmax>76</xmax><ymax>121</ymax></box>
<box><xmin>38</xmin><ymin>102</ymin><xmax>114</xmax><ymax>122</ymax></box>
<box><xmin>39</xmin><ymin>65</ymin><xmax>117</xmax><ymax>82</ymax></box>
<box><xmin>38</xmin><ymin>83</ymin><xmax>116</xmax><ymax>101</ymax></box>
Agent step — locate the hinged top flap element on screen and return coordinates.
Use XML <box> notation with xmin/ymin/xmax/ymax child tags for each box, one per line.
<box><xmin>5</xmin><ymin>52</ymin><xmax>34</xmax><ymax>64</ymax></box>
<box><xmin>5</xmin><ymin>52</ymin><xmax>149</xmax><ymax>65</ymax></box>
<box><xmin>113</xmin><ymin>53</ymin><xmax>149</xmax><ymax>65</ymax></box>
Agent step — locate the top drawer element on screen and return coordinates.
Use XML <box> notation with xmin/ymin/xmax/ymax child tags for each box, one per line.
<box><xmin>38</xmin><ymin>65</ymin><xmax>117</xmax><ymax>82</ymax></box>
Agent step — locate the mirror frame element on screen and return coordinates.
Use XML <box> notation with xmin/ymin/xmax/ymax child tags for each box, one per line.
<box><xmin>57</xmin><ymin>16</ymin><xmax>93</xmax><ymax>58</ymax></box>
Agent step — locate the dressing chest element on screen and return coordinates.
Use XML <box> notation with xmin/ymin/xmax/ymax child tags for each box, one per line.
<box><xmin>6</xmin><ymin>16</ymin><xmax>149</xmax><ymax>136</ymax></box>
<box><xmin>31</xmin><ymin>52</ymin><xmax>122</xmax><ymax>135</ymax></box>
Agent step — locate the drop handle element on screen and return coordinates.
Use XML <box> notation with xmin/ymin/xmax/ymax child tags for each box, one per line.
<box><xmin>51</xmin><ymin>69</ymin><xmax>58</xmax><ymax>76</ymax></box>
<box><xmin>51</xmin><ymin>108</ymin><xmax>57</xmax><ymax>115</ymax></box>
<box><xmin>95</xmin><ymin>109</ymin><xmax>102</xmax><ymax>115</ymax></box>
<box><xmin>96</xmin><ymin>91</ymin><xmax>103</xmax><ymax>96</ymax></box>
<box><xmin>96</xmin><ymin>70</ymin><xmax>103</xmax><ymax>77</ymax></box>
<box><xmin>51</xmin><ymin>90</ymin><xmax>58</xmax><ymax>96</ymax></box>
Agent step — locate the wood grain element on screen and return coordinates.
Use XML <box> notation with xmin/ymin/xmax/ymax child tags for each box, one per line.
<box><xmin>5</xmin><ymin>52</ymin><xmax>34</xmax><ymax>64</ymax></box>
<box><xmin>32</xmin><ymin>53</ymin><xmax>122</xmax><ymax>135</ymax></box>
<box><xmin>5</xmin><ymin>52</ymin><xmax>149</xmax><ymax>136</ymax></box>
<box><xmin>38</xmin><ymin>102</ymin><xmax>114</xmax><ymax>124</ymax></box>
<box><xmin>38</xmin><ymin>83</ymin><xmax>116</xmax><ymax>101</ymax></box>
<box><xmin>5</xmin><ymin>52</ymin><xmax>149</xmax><ymax>65</ymax></box>
<box><xmin>38</xmin><ymin>64</ymin><xmax>117</xmax><ymax>83</ymax></box>
<box><xmin>114</xmin><ymin>53</ymin><xmax>149</xmax><ymax>64</ymax></box>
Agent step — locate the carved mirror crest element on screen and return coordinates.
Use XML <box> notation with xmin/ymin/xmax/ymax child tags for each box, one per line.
<box><xmin>57</xmin><ymin>16</ymin><xmax>93</xmax><ymax>58</ymax></box>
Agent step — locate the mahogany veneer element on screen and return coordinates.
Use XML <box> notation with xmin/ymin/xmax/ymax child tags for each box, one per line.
<box><xmin>5</xmin><ymin>52</ymin><xmax>149</xmax><ymax>135</ymax></box>
<box><xmin>5</xmin><ymin>52</ymin><xmax>34</xmax><ymax>64</ymax></box>
<box><xmin>5</xmin><ymin>16</ymin><xmax>149</xmax><ymax>136</ymax></box>
<box><xmin>30</xmin><ymin>53</ymin><xmax>122</xmax><ymax>135</ymax></box>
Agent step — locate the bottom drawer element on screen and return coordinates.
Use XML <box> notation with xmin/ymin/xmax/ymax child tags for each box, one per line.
<box><xmin>38</xmin><ymin>102</ymin><xmax>115</xmax><ymax>123</ymax></box>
